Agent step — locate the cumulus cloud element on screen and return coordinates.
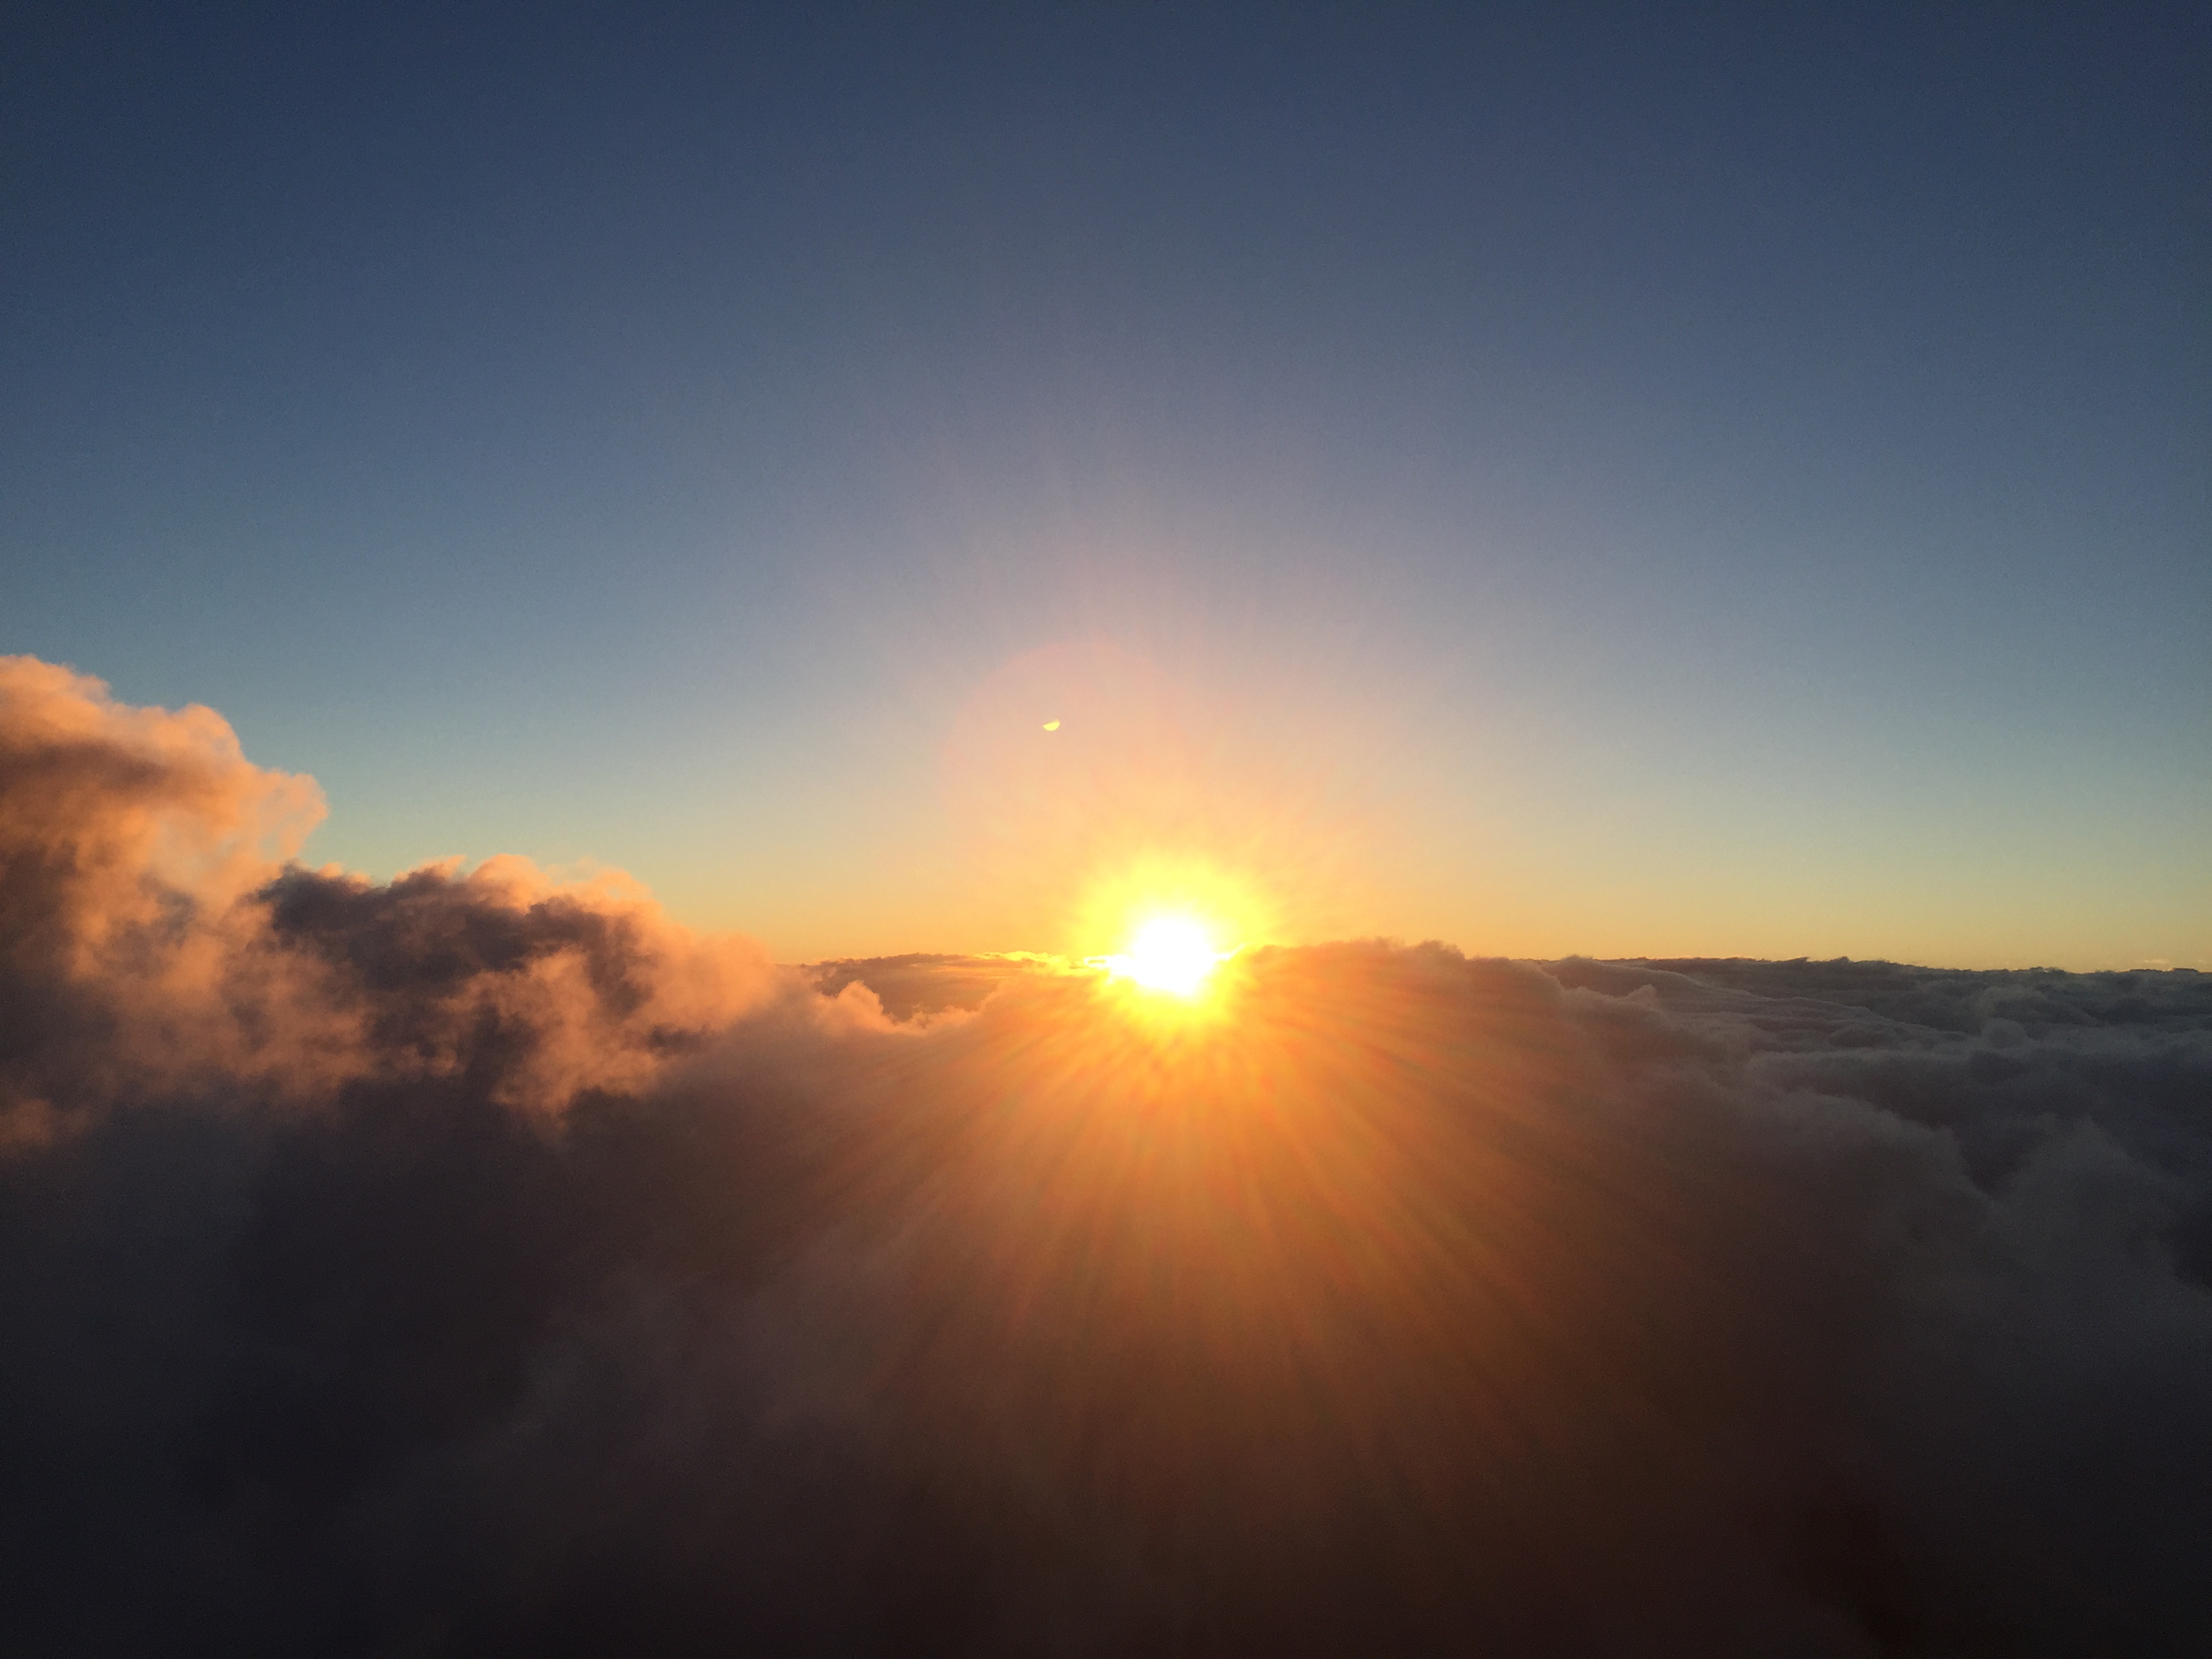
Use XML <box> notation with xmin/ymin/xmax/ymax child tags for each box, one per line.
<box><xmin>0</xmin><ymin>657</ymin><xmax>787</xmax><ymax>1139</ymax></box>
<box><xmin>1</xmin><ymin>655</ymin><xmax>2207</xmax><ymax>1656</ymax></box>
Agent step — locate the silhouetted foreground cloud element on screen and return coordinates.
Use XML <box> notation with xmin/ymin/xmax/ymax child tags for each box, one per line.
<box><xmin>3</xmin><ymin>655</ymin><xmax>2209</xmax><ymax>1656</ymax></box>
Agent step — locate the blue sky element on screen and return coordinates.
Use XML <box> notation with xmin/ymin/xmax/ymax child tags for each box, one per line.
<box><xmin>5</xmin><ymin>3</ymin><xmax>2205</xmax><ymax>964</ymax></box>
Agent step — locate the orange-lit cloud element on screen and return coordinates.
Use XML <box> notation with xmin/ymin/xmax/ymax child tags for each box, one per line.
<box><xmin>0</xmin><ymin>656</ymin><xmax>797</xmax><ymax>1134</ymax></box>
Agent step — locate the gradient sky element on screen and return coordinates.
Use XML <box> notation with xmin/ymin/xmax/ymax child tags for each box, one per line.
<box><xmin>5</xmin><ymin>2</ymin><xmax>2205</xmax><ymax>967</ymax></box>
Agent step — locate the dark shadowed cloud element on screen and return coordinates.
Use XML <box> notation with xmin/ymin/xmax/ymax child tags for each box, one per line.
<box><xmin>3</xmin><ymin>656</ymin><xmax>2209</xmax><ymax>1655</ymax></box>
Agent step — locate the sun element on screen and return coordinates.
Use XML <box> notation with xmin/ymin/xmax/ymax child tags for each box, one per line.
<box><xmin>1102</xmin><ymin>915</ymin><xmax>1229</xmax><ymax>998</ymax></box>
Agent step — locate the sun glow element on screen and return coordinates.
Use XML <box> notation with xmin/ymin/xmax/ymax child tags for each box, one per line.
<box><xmin>1100</xmin><ymin>915</ymin><xmax>1233</xmax><ymax>998</ymax></box>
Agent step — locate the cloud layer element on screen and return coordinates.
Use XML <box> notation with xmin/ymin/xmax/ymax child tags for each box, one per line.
<box><xmin>3</xmin><ymin>657</ymin><xmax>2207</xmax><ymax>1656</ymax></box>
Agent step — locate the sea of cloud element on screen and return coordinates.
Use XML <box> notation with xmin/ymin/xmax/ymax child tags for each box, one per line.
<box><xmin>3</xmin><ymin>655</ymin><xmax>2207</xmax><ymax>1656</ymax></box>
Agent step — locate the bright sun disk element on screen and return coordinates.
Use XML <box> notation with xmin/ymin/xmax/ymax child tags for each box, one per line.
<box><xmin>1105</xmin><ymin>916</ymin><xmax>1227</xmax><ymax>997</ymax></box>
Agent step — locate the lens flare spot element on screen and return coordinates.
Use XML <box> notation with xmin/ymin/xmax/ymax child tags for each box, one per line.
<box><xmin>1042</xmin><ymin>719</ymin><xmax>1061</xmax><ymax>731</ymax></box>
<box><xmin>1102</xmin><ymin>916</ymin><xmax>1229</xmax><ymax>998</ymax></box>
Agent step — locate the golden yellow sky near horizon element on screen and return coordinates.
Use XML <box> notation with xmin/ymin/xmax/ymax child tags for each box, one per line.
<box><xmin>659</xmin><ymin>634</ymin><xmax>2207</xmax><ymax>976</ymax></box>
<box><xmin>933</xmin><ymin>639</ymin><xmax>1380</xmax><ymax>962</ymax></box>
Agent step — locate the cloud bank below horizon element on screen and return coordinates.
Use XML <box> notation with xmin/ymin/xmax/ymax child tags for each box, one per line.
<box><xmin>3</xmin><ymin>655</ymin><xmax>2209</xmax><ymax>1656</ymax></box>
